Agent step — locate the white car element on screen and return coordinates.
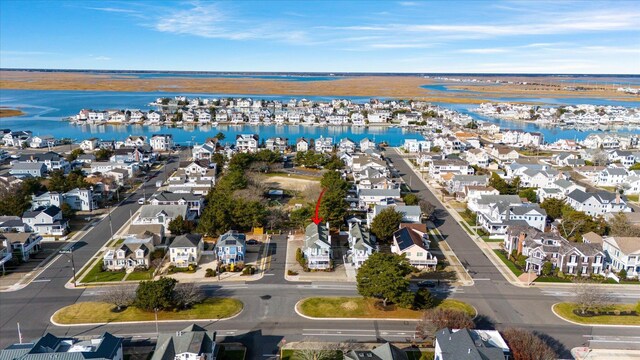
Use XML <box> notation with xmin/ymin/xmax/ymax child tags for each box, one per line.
<box><xmin>137</xmin><ymin>197</ymin><xmax>145</xmax><ymax>205</ymax></box>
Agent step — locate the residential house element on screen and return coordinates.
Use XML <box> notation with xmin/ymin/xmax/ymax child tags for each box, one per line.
<box><xmin>477</xmin><ymin>203</ymin><xmax>547</xmax><ymax>236</ymax></box>
<box><xmin>124</xmin><ymin>135</ymin><xmax>147</xmax><ymax>148</ymax></box>
<box><xmin>346</xmin><ymin>222</ymin><xmax>375</xmax><ymax>269</ymax></box>
<box><xmin>488</xmin><ymin>146</ymin><xmax>520</xmax><ymax>162</ymax></box>
<box><xmin>21</xmin><ymin>206</ymin><xmax>68</xmax><ymax>236</ymax></box>
<box><xmin>391</xmin><ymin>224</ymin><xmax>437</xmax><ymax>269</ymax></box>
<box><xmin>467</xmin><ymin>194</ymin><xmax>522</xmax><ymax>214</ymax></box>
<box><xmin>303</xmin><ymin>222</ymin><xmax>332</xmax><ymax>270</ymax></box>
<box><xmin>133</xmin><ymin>204</ymin><xmax>190</xmax><ymax>232</ymax></box>
<box><xmin>597</xmin><ymin>167</ymin><xmax>629</xmax><ymax>186</ymax></box>
<box><xmin>358</xmin><ymin>188</ymin><xmax>401</xmax><ymax>207</ymax></box>
<box><xmin>149</xmin><ymin>191</ymin><xmax>204</xmax><ymax>217</ymax></box>
<box><xmin>459</xmin><ymin>185</ymin><xmax>499</xmax><ymax>203</ymax></box>
<box><xmin>265</xmin><ymin>137</ymin><xmax>288</xmax><ymax>153</ymax></box>
<box><xmin>215</xmin><ymin>230</ymin><xmax>246</xmax><ymax>265</ymax></box>
<box><xmin>296</xmin><ymin>138</ymin><xmax>310</xmax><ymax>152</ymax></box>
<box><xmin>151</xmin><ymin>325</ymin><xmax>217</xmax><ymax>360</ymax></box>
<box><xmin>0</xmin><ymin>233</ymin><xmax>42</xmax><ymax>261</ymax></box>
<box><xmin>103</xmin><ymin>233</ymin><xmax>157</xmax><ymax>271</ymax></box>
<box><xmin>91</xmin><ymin>162</ymin><xmax>137</xmax><ymax>177</ymax></box>
<box><xmin>192</xmin><ymin>141</ymin><xmax>217</xmax><ymax>161</ymax></box>
<box><xmin>29</xmin><ymin>135</ymin><xmax>57</xmax><ymax>149</ymax></box>
<box><xmin>315</xmin><ymin>136</ymin><xmax>334</xmax><ymax>153</ymax></box>
<box><xmin>9</xmin><ymin>162</ymin><xmax>46</xmax><ymax>178</ymax></box>
<box><xmin>0</xmin><ymin>332</ymin><xmax>123</xmax><ymax>360</ymax></box>
<box><xmin>602</xmin><ymin>236</ymin><xmax>640</xmax><ymax>278</ymax></box>
<box><xmin>17</xmin><ymin>152</ymin><xmax>70</xmax><ymax>172</ymax></box>
<box><xmin>149</xmin><ymin>134</ymin><xmax>173</xmax><ymax>151</ymax></box>
<box><xmin>403</xmin><ymin>139</ymin><xmax>431</xmax><ymax>153</ymax></box>
<box><xmin>434</xmin><ymin>328</ymin><xmax>510</xmax><ymax>360</ymax></box>
<box><xmin>447</xmin><ymin>174</ymin><xmax>489</xmax><ymax>194</ymax></box>
<box><xmin>428</xmin><ymin>159</ymin><xmax>474</xmax><ymax>181</ymax></box>
<box><xmin>344</xmin><ymin>343</ymin><xmax>408</xmax><ymax>360</ymax></box>
<box><xmin>338</xmin><ymin>138</ymin><xmax>357</xmax><ymax>153</ymax></box>
<box><xmin>464</xmin><ymin>148</ymin><xmax>490</xmax><ymax>167</ymax></box>
<box><xmin>0</xmin><ymin>237</ymin><xmax>12</xmax><ymax>274</ymax></box>
<box><xmin>359</xmin><ymin>138</ymin><xmax>376</xmax><ymax>152</ymax></box>
<box><xmin>565</xmin><ymin>189</ymin><xmax>631</xmax><ymax>216</ymax></box>
<box><xmin>2</xmin><ymin>130</ymin><xmax>31</xmax><ymax>147</ymax></box>
<box><xmin>368</xmin><ymin>204</ymin><xmax>421</xmax><ymax>226</ymax></box>
<box><xmin>30</xmin><ymin>188</ymin><xmax>96</xmax><ymax>212</ymax></box>
<box><xmin>235</xmin><ymin>134</ymin><xmax>259</xmax><ymax>153</ymax></box>
<box><xmin>169</xmin><ymin>234</ymin><xmax>204</xmax><ymax>268</ymax></box>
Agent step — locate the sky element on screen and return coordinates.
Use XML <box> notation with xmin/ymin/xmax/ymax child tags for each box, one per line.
<box><xmin>1</xmin><ymin>0</ymin><xmax>639</xmax><ymax>74</ymax></box>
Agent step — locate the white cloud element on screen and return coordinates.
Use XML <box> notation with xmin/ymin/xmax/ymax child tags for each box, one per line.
<box><xmin>86</xmin><ymin>7</ymin><xmax>139</xmax><ymax>14</ymax></box>
<box><xmin>90</xmin><ymin>55</ymin><xmax>111</xmax><ymax>61</ymax></box>
<box><xmin>398</xmin><ymin>1</ymin><xmax>421</xmax><ymax>6</ymax></box>
<box><xmin>458</xmin><ymin>48</ymin><xmax>509</xmax><ymax>54</ymax></box>
<box><xmin>369</xmin><ymin>43</ymin><xmax>436</xmax><ymax>49</ymax></box>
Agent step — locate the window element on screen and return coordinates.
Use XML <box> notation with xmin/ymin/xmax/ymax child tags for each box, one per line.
<box><xmin>417</xmin><ymin>252</ymin><xmax>423</xmax><ymax>257</ymax></box>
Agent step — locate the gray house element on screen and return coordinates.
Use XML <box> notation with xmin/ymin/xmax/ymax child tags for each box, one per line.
<box><xmin>304</xmin><ymin>222</ymin><xmax>332</xmax><ymax>270</ymax></box>
<box><xmin>435</xmin><ymin>328</ymin><xmax>510</xmax><ymax>360</ymax></box>
<box><xmin>0</xmin><ymin>332</ymin><xmax>123</xmax><ymax>360</ymax></box>
<box><xmin>344</xmin><ymin>343</ymin><xmax>407</xmax><ymax>360</ymax></box>
<box><xmin>9</xmin><ymin>162</ymin><xmax>46</xmax><ymax>177</ymax></box>
<box><xmin>151</xmin><ymin>324</ymin><xmax>217</xmax><ymax>360</ymax></box>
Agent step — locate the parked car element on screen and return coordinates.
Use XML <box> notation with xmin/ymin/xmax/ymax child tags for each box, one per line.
<box><xmin>137</xmin><ymin>197</ymin><xmax>145</xmax><ymax>205</ymax></box>
<box><xmin>417</xmin><ymin>280</ymin><xmax>436</xmax><ymax>288</ymax></box>
<box><xmin>246</xmin><ymin>239</ymin><xmax>259</xmax><ymax>245</ymax></box>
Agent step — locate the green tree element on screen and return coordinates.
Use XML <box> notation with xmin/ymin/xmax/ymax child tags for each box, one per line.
<box><xmin>95</xmin><ymin>148</ymin><xmax>114</xmax><ymax>161</ymax></box>
<box><xmin>66</xmin><ymin>148</ymin><xmax>85</xmax><ymax>161</ymax></box>
<box><xmin>320</xmin><ymin>171</ymin><xmax>349</xmax><ymax>193</ymax></box>
<box><xmin>518</xmin><ymin>188</ymin><xmax>538</xmax><ymax>203</ymax></box>
<box><xmin>217</xmin><ymin>169</ymin><xmax>248</xmax><ymax>190</ymax></box>
<box><xmin>168</xmin><ymin>215</ymin><xmax>195</xmax><ymax>235</ymax></box>
<box><xmin>629</xmin><ymin>163</ymin><xmax>640</xmax><ymax>171</ymax></box>
<box><xmin>356</xmin><ymin>253</ymin><xmax>413</xmax><ymax>307</ymax></box>
<box><xmin>214</xmin><ymin>132</ymin><xmax>225</xmax><ymax>141</ymax></box>
<box><xmin>324</xmin><ymin>155</ymin><xmax>345</xmax><ymax>170</ymax></box>
<box><xmin>489</xmin><ymin>172</ymin><xmax>512</xmax><ymax>194</ymax></box>
<box><xmin>560</xmin><ymin>209</ymin><xmax>606</xmax><ymax>241</ymax></box>
<box><xmin>319</xmin><ymin>189</ymin><xmax>348</xmax><ymax>225</ymax></box>
<box><xmin>135</xmin><ymin>277</ymin><xmax>177</xmax><ymax>311</ymax></box>
<box><xmin>414</xmin><ymin>288</ymin><xmax>437</xmax><ymax>310</ymax></box>
<box><xmin>541</xmin><ymin>261</ymin><xmax>554</xmax><ymax>276</ymax></box>
<box><xmin>402</xmin><ymin>193</ymin><xmax>419</xmax><ymax>205</ymax></box>
<box><xmin>540</xmin><ymin>198</ymin><xmax>566</xmax><ymax>221</ymax></box>
<box><xmin>290</xmin><ymin>204</ymin><xmax>314</xmax><ymax>229</ymax></box>
<box><xmin>431</xmin><ymin>146</ymin><xmax>442</xmax><ymax>153</ymax></box>
<box><xmin>60</xmin><ymin>203</ymin><xmax>76</xmax><ymax>219</ymax></box>
<box><xmin>371</xmin><ymin>208</ymin><xmax>404</xmax><ymax>242</ymax></box>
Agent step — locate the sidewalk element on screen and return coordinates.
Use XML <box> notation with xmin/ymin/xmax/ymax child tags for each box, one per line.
<box><xmin>395</xmin><ymin>147</ymin><xmax>640</xmax><ymax>290</ymax></box>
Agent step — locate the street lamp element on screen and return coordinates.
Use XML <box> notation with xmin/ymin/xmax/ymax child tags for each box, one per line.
<box><xmin>59</xmin><ymin>247</ymin><xmax>77</xmax><ymax>287</ymax></box>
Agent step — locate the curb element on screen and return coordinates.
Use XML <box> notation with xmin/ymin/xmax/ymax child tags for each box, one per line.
<box><xmin>550</xmin><ymin>302</ymin><xmax>640</xmax><ymax>328</ymax></box>
<box><xmin>294</xmin><ymin>299</ymin><xmax>420</xmax><ymax>322</ymax></box>
<box><xmin>50</xmin><ymin>300</ymin><xmax>245</xmax><ymax>327</ymax></box>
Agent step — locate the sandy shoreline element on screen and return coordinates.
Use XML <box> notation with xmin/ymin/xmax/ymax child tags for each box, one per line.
<box><xmin>0</xmin><ymin>107</ymin><xmax>25</xmax><ymax>118</ymax></box>
<box><xmin>1</xmin><ymin>71</ymin><xmax>638</xmax><ymax>104</ymax></box>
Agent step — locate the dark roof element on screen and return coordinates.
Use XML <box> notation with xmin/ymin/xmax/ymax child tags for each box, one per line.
<box><xmin>170</xmin><ymin>234</ymin><xmax>202</xmax><ymax>248</ymax></box>
<box><xmin>344</xmin><ymin>343</ymin><xmax>408</xmax><ymax>360</ymax></box>
<box><xmin>150</xmin><ymin>325</ymin><xmax>216</xmax><ymax>360</ymax></box>
<box><xmin>435</xmin><ymin>328</ymin><xmax>506</xmax><ymax>360</ymax></box>
<box><xmin>393</xmin><ymin>227</ymin><xmax>425</xmax><ymax>251</ymax></box>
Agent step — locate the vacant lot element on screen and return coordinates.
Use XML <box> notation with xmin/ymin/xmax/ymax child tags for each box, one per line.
<box><xmin>263</xmin><ymin>175</ymin><xmax>320</xmax><ymax>192</ymax></box>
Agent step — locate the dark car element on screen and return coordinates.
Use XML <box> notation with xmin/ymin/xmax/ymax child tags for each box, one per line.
<box><xmin>246</xmin><ymin>239</ymin><xmax>259</xmax><ymax>245</ymax></box>
<box><xmin>417</xmin><ymin>280</ymin><xmax>437</xmax><ymax>288</ymax></box>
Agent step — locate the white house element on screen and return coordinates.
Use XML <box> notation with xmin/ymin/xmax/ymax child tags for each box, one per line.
<box><xmin>391</xmin><ymin>224</ymin><xmax>437</xmax><ymax>269</ymax></box>
<box><xmin>346</xmin><ymin>222</ymin><xmax>375</xmax><ymax>269</ymax></box>
<box><xmin>565</xmin><ymin>189</ymin><xmax>631</xmax><ymax>217</ymax></box>
<box><xmin>80</xmin><ymin>138</ymin><xmax>99</xmax><ymax>151</ymax></box>
<box><xmin>296</xmin><ymin>138</ymin><xmax>310</xmax><ymax>152</ymax></box>
<box><xmin>21</xmin><ymin>206</ymin><xmax>68</xmax><ymax>236</ymax></box>
<box><xmin>602</xmin><ymin>236</ymin><xmax>640</xmax><ymax>278</ymax></box>
<box><xmin>149</xmin><ymin>134</ymin><xmax>173</xmax><ymax>151</ymax></box>
<box><xmin>133</xmin><ymin>204</ymin><xmax>190</xmax><ymax>232</ymax></box>
<box><xmin>315</xmin><ymin>136</ymin><xmax>334</xmax><ymax>153</ymax></box>
<box><xmin>235</xmin><ymin>134</ymin><xmax>259</xmax><ymax>153</ymax></box>
<box><xmin>303</xmin><ymin>222</ymin><xmax>333</xmax><ymax>270</ymax></box>
<box><xmin>169</xmin><ymin>234</ymin><xmax>203</xmax><ymax>268</ymax></box>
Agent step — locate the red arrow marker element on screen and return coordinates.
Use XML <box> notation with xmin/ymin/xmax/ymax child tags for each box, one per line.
<box><xmin>311</xmin><ymin>188</ymin><xmax>327</xmax><ymax>225</ymax></box>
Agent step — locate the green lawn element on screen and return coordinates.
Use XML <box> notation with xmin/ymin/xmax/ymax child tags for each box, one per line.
<box><xmin>554</xmin><ymin>303</ymin><xmax>640</xmax><ymax>325</ymax></box>
<box><xmin>298</xmin><ymin>297</ymin><xmax>475</xmax><ymax>319</ymax></box>
<box><xmin>80</xmin><ymin>260</ymin><xmax>126</xmax><ymax>283</ymax></box>
<box><xmin>627</xmin><ymin>194</ymin><xmax>639</xmax><ymax>202</ymax></box>
<box><xmin>493</xmin><ymin>250</ymin><xmax>523</xmax><ymax>277</ymax></box>
<box><xmin>482</xmin><ymin>236</ymin><xmax>502</xmax><ymax>242</ymax></box>
<box><xmin>535</xmin><ymin>276</ymin><xmax>572</xmax><ymax>283</ymax></box>
<box><xmin>53</xmin><ymin>298</ymin><xmax>243</xmax><ymax>324</ymax></box>
<box><xmin>281</xmin><ymin>350</ymin><xmax>342</xmax><ymax>360</ymax></box>
<box><xmin>126</xmin><ymin>269</ymin><xmax>155</xmax><ymax>281</ymax></box>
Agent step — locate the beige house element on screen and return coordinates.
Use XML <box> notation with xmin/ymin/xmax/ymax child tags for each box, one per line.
<box><xmin>169</xmin><ymin>234</ymin><xmax>203</xmax><ymax>268</ymax></box>
<box><xmin>391</xmin><ymin>224</ymin><xmax>437</xmax><ymax>269</ymax></box>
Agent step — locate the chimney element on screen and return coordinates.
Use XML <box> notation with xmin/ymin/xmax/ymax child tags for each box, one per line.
<box><xmin>616</xmin><ymin>192</ymin><xmax>621</xmax><ymax>204</ymax></box>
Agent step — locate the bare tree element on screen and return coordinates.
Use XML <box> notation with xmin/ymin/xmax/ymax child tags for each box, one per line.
<box><xmin>592</xmin><ymin>150</ymin><xmax>609</xmax><ymax>166</ymax></box>
<box><xmin>172</xmin><ymin>282</ymin><xmax>204</xmax><ymax>309</ymax></box>
<box><xmin>101</xmin><ymin>286</ymin><xmax>136</xmax><ymax>311</ymax></box>
<box><xmin>575</xmin><ymin>281</ymin><xmax>613</xmax><ymax>315</ymax></box>
<box><xmin>608</xmin><ymin>212</ymin><xmax>640</xmax><ymax>237</ymax></box>
<box><xmin>559</xmin><ymin>218</ymin><xmax>585</xmax><ymax>239</ymax></box>
<box><xmin>291</xmin><ymin>341</ymin><xmax>337</xmax><ymax>360</ymax></box>
<box><xmin>419</xmin><ymin>200</ymin><xmax>437</xmax><ymax>220</ymax></box>
<box><xmin>415</xmin><ymin>308</ymin><xmax>475</xmax><ymax>340</ymax></box>
<box><xmin>502</xmin><ymin>328</ymin><xmax>556</xmax><ymax>360</ymax></box>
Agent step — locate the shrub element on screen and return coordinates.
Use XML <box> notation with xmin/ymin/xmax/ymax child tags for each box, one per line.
<box><xmin>205</xmin><ymin>268</ymin><xmax>216</xmax><ymax>278</ymax></box>
<box><xmin>287</xmin><ymin>269</ymin><xmax>299</xmax><ymax>276</ymax></box>
<box><xmin>295</xmin><ymin>248</ymin><xmax>309</xmax><ymax>271</ymax></box>
<box><xmin>619</xmin><ymin>269</ymin><xmax>628</xmax><ymax>279</ymax></box>
<box><xmin>187</xmin><ymin>264</ymin><xmax>196</xmax><ymax>272</ymax></box>
<box><xmin>167</xmin><ymin>265</ymin><xmax>176</xmax><ymax>274</ymax></box>
<box><xmin>414</xmin><ymin>288</ymin><xmax>437</xmax><ymax>310</ymax></box>
<box><xmin>636</xmin><ymin>301</ymin><xmax>640</xmax><ymax>314</ymax></box>
<box><xmin>242</xmin><ymin>266</ymin><xmax>255</xmax><ymax>275</ymax></box>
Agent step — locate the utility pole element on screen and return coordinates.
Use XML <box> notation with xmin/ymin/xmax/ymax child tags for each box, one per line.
<box><xmin>108</xmin><ymin>210</ymin><xmax>114</xmax><ymax>240</ymax></box>
<box><xmin>17</xmin><ymin>323</ymin><xmax>22</xmax><ymax>344</ymax></box>
<box><xmin>154</xmin><ymin>308</ymin><xmax>159</xmax><ymax>334</ymax></box>
<box><xmin>59</xmin><ymin>247</ymin><xmax>77</xmax><ymax>287</ymax></box>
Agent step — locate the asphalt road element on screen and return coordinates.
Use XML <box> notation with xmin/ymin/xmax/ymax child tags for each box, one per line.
<box><xmin>383</xmin><ymin>149</ymin><xmax>640</xmax><ymax>356</ymax></box>
<box><xmin>1</xmin><ymin>149</ymin><xmax>639</xmax><ymax>359</ymax></box>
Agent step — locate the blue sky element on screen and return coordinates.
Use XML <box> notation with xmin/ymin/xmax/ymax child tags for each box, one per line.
<box><xmin>1</xmin><ymin>0</ymin><xmax>639</xmax><ymax>73</ymax></box>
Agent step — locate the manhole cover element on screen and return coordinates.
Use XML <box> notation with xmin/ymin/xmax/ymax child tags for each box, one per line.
<box><xmin>260</xmin><ymin>295</ymin><xmax>272</xmax><ymax>300</ymax></box>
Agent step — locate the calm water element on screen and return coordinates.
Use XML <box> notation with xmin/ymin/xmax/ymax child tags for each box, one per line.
<box><xmin>1</xmin><ymin>88</ymin><xmax>640</xmax><ymax>145</ymax></box>
<box><xmin>109</xmin><ymin>73</ymin><xmax>342</xmax><ymax>81</ymax></box>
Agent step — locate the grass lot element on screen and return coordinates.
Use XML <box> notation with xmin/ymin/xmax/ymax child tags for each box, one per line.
<box><xmin>407</xmin><ymin>350</ymin><xmax>435</xmax><ymax>360</ymax></box>
<box><xmin>627</xmin><ymin>194</ymin><xmax>639</xmax><ymax>202</ymax></box>
<box><xmin>518</xmin><ymin>150</ymin><xmax>553</xmax><ymax>157</ymax></box>
<box><xmin>535</xmin><ymin>276</ymin><xmax>572</xmax><ymax>283</ymax></box>
<box><xmin>80</xmin><ymin>260</ymin><xmax>126</xmax><ymax>283</ymax></box>
<box><xmin>298</xmin><ymin>297</ymin><xmax>475</xmax><ymax>319</ymax></box>
<box><xmin>53</xmin><ymin>298</ymin><xmax>243</xmax><ymax>324</ymax></box>
<box><xmin>493</xmin><ymin>250</ymin><xmax>524</xmax><ymax>277</ymax></box>
<box><xmin>281</xmin><ymin>350</ymin><xmax>342</xmax><ymax>360</ymax></box>
<box><xmin>265</xmin><ymin>172</ymin><xmax>321</xmax><ymax>181</ymax></box>
<box><xmin>482</xmin><ymin>236</ymin><xmax>502</xmax><ymax>242</ymax></box>
<box><xmin>125</xmin><ymin>269</ymin><xmax>155</xmax><ymax>281</ymax></box>
<box><xmin>554</xmin><ymin>303</ymin><xmax>640</xmax><ymax>325</ymax></box>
